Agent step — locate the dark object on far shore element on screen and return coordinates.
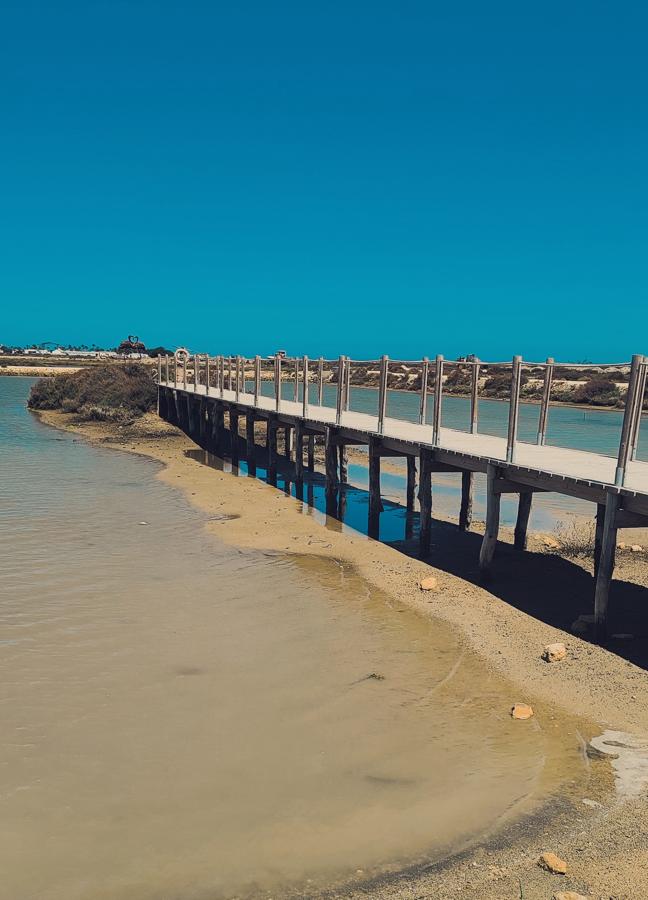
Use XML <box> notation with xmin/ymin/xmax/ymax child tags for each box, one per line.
<box><xmin>28</xmin><ymin>363</ymin><xmax>156</xmax><ymax>423</ymax></box>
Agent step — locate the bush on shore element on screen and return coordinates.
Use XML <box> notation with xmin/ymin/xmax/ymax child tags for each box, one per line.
<box><xmin>28</xmin><ymin>364</ymin><xmax>157</xmax><ymax>422</ymax></box>
<box><xmin>572</xmin><ymin>377</ymin><xmax>621</xmax><ymax>407</ymax></box>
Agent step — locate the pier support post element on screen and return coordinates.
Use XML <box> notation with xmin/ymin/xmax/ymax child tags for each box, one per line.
<box><xmin>514</xmin><ymin>492</ymin><xmax>533</xmax><ymax>550</ymax></box>
<box><xmin>459</xmin><ymin>471</ymin><xmax>473</xmax><ymax>531</ymax></box>
<box><xmin>594</xmin><ymin>502</ymin><xmax>605</xmax><ymax>579</ymax></box>
<box><xmin>230</xmin><ymin>410</ymin><xmax>239</xmax><ymax>463</ymax></box>
<box><xmin>325</xmin><ymin>427</ymin><xmax>339</xmax><ymax>517</ymax></box>
<box><xmin>267</xmin><ymin>416</ymin><xmax>278</xmax><ymax>486</ymax></box>
<box><xmin>173</xmin><ymin>391</ymin><xmax>181</xmax><ymax>428</ymax></box>
<box><xmin>368</xmin><ymin>437</ymin><xmax>382</xmax><ymax>539</ymax></box>
<box><xmin>198</xmin><ymin>398</ymin><xmax>207</xmax><ymax>447</ymax></box>
<box><xmin>479</xmin><ymin>464</ymin><xmax>502</xmax><ymax>578</ymax></box>
<box><xmin>339</xmin><ymin>444</ymin><xmax>348</xmax><ymax>484</ymax></box>
<box><xmin>418</xmin><ymin>449</ymin><xmax>432</xmax><ymax>556</ymax></box>
<box><xmin>213</xmin><ymin>404</ymin><xmax>224</xmax><ymax>455</ymax></box>
<box><xmin>307</xmin><ymin>435</ymin><xmax>315</xmax><ymax>471</ymax></box>
<box><xmin>295</xmin><ymin>421</ymin><xmax>304</xmax><ymax>483</ymax></box>
<box><xmin>594</xmin><ymin>492</ymin><xmax>621</xmax><ymax>640</ymax></box>
<box><xmin>406</xmin><ymin>456</ymin><xmax>417</xmax><ymax>510</ymax></box>
<box><xmin>284</xmin><ymin>426</ymin><xmax>292</xmax><ymax>460</ymax></box>
<box><xmin>246</xmin><ymin>412</ymin><xmax>256</xmax><ymax>475</ymax></box>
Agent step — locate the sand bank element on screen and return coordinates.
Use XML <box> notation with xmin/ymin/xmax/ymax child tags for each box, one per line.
<box><xmin>33</xmin><ymin>409</ymin><xmax>648</xmax><ymax>899</ymax></box>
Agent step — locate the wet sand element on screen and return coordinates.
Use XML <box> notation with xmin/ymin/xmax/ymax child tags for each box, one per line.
<box><xmin>33</xmin><ymin>409</ymin><xmax>648</xmax><ymax>899</ymax></box>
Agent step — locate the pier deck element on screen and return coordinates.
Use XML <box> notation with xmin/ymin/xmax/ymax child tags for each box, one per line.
<box><xmin>157</xmin><ymin>351</ymin><xmax>648</xmax><ymax>639</ymax></box>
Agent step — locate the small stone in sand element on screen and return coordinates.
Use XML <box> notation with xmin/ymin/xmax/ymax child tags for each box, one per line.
<box><xmin>538</xmin><ymin>851</ymin><xmax>567</xmax><ymax>874</ymax></box>
<box><xmin>617</xmin><ymin>542</ymin><xmax>627</xmax><ymax>550</ymax></box>
<box><xmin>419</xmin><ymin>575</ymin><xmax>438</xmax><ymax>591</ymax></box>
<box><xmin>553</xmin><ymin>892</ymin><xmax>590</xmax><ymax>900</ymax></box>
<box><xmin>543</xmin><ymin>536</ymin><xmax>561</xmax><ymax>549</ymax></box>
<box><xmin>542</xmin><ymin>642</ymin><xmax>567</xmax><ymax>663</ymax></box>
<box><xmin>511</xmin><ymin>703</ymin><xmax>534</xmax><ymax>720</ymax></box>
<box><xmin>631</xmin><ymin>544</ymin><xmax>643</xmax><ymax>552</ymax></box>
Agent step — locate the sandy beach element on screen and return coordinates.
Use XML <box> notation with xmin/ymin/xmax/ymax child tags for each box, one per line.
<box><xmin>33</xmin><ymin>408</ymin><xmax>648</xmax><ymax>899</ymax></box>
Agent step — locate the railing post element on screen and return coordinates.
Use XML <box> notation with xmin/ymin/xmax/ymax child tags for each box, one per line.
<box><xmin>631</xmin><ymin>357</ymin><xmax>647</xmax><ymax>461</ymax></box>
<box><xmin>226</xmin><ymin>356</ymin><xmax>232</xmax><ymax>391</ymax></box>
<box><xmin>183</xmin><ymin>356</ymin><xmax>187</xmax><ymax>390</ymax></box>
<box><xmin>157</xmin><ymin>355</ymin><xmax>162</xmax><ymax>384</ymax></box>
<box><xmin>205</xmin><ymin>355</ymin><xmax>210</xmax><ymax>396</ymax></box>
<box><xmin>536</xmin><ymin>357</ymin><xmax>554</xmax><ymax>445</ymax></box>
<box><xmin>344</xmin><ymin>358</ymin><xmax>351</xmax><ymax>410</ymax></box>
<box><xmin>254</xmin><ymin>355</ymin><xmax>261</xmax><ymax>405</ymax></box>
<box><xmin>418</xmin><ymin>357</ymin><xmax>429</xmax><ymax>425</ymax></box>
<box><xmin>335</xmin><ymin>355</ymin><xmax>345</xmax><ymax>425</ymax></box>
<box><xmin>218</xmin><ymin>356</ymin><xmax>223</xmax><ymax>398</ymax></box>
<box><xmin>302</xmin><ymin>356</ymin><xmax>309</xmax><ymax>418</ymax></box>
<box><xmin>317</xmin><ymin>357</ymin><xmax>324</xmax><ymax>405</ymax></box>
<box><xmin>165</xmin><ymin>354</ymin><xmax>170</xmax><ymax>385</ymax></box>
<box><xmin>275</xmin><ymin>354</ymin><xmax>282</xmax><ymax>411</ymax></box>
<box><xmin>470</xmin><ymin>358</ymin><xmax>480</xmax><ymax>434</ymax></box>
<box><xmin>432</xmin><ymin>354</ymin><xmax>444</xmax><ymax>445</ymax></box>
<box><xmin>506</xmin><ymin>355</ymin><xmax>523</xmax><ymax>463</ymax></box>
<box><xmin>377</xmin><ymin>355</ymin><xmax>388</xmax><ymax>434</ymax></box>
<box><xmin>616</xmin><ymin>354</ymin><xmax>644</xmax><ymax>485</ymax></box>
<box><xmin>293</xmin><ymin>358</ymin><xmax>299</xmax><ymax>403</ymax></box>
<box><xmin>194</xmin><ymin>355</ymin><xmax>198</xmax><ymax>392</ymax></box>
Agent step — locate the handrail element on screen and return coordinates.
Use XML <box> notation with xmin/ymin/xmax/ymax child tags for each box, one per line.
<box><xmin>158</xmin><ymin>350</ymin><xmax>647</xmax><ymax>486</ymax></box>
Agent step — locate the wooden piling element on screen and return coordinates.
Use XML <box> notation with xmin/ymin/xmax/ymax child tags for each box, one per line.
<box><xmin>267</xmin><ymin>416</ymin><xmax>278</xmax><ymax>484</ymax></box>
<box><xmin>514</xmin><ymin>492</ymin><xmax>533</xmax><ymax>550</ymax></box>
<box><xmin>459</xmin><ymin>471</ymin><xmax>473</xmax><ymax>531</ymax></box>
<box><xmin>325</xmin><ymin>428</ymin><xmax>338</xmax><ymax>489</ymax></box>
<box><xmin>594</xmin><ymin>501</ymin><xmax>605</xmax><ymax>579</ymax></box>
<box><xmin>368</xmin><ymin>437</ymin><xmax>381</xmax><ymax>539</ymax></box>
<box><xmin>246</xmin><ymin>412</ymin><xmax>256</xmax><ymax>473</ymax></box>
<box><xmin>406</xmin><ymin>455</ymin><xmax>417</xmax><ymax>509</ymax></box>
<box><xmin>479</xmin><ymin>464</ymin><xmax>502</xmax><ymax>576</ymax></box>
<box><xmin>594</xmin><ymin>491</ymin><xmax>621</xmax><ymax>639</ymax></box>
<box><xmin>339</xmin><ymin>444</ymin><xmax>348</xmax><ymax>483</ymax></box>
<box><xmin>418</xmin><ymin>448</ymin><xmax>432</xmax><ymax>556</ymax></box>
<box><xmin>284</xmin><ymin>426</ymin><xmax>292</xmax><ymax>459</ymax></box>
<box><xmin>307</xmin><ymin>434</ymin><xmax>315</xmax><ymax>471</ymax></box>
<box><xmin>230</xmin><ymin>410</ymin><xmax>239</xmax><ymax>461</ymax></box>
<box><xmin>295</xmin><ymin>421</ymin><xmax>304</xmax><ymax>482</ymax></box>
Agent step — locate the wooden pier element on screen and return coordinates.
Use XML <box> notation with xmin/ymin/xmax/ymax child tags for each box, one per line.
<box><xmin>157</xmin><ymin>351</ymin><xmax>648</xmax><ymax>639</ymax></box>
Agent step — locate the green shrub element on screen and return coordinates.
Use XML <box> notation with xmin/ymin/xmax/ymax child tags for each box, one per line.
<box><xmin>573</xmin><ymin>377</ymin><xmax>621</xmax><ymax>407</ymax></box>
<box><xmin>28</xmin><ymin>363</ymin><xmax>156</xmax><ymax>420</ymax></box>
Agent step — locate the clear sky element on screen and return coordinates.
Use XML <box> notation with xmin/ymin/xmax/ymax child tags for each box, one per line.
<box><xmin>1</xmin><ymin>1</ymin><xmax>646</xmax><ymax>361</ymax></box>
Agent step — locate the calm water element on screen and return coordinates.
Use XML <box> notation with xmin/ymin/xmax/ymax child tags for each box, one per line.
<box><xmin>1</xmin><ymin>378</ymin><xmax>589</xmax><ymax>899</ymax></box>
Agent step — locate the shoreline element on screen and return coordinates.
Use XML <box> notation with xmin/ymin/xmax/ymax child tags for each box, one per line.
<box><xmin>32</xmin><ymin>407</ymin><xmax>648</xmax><ymax>899</ymax></box>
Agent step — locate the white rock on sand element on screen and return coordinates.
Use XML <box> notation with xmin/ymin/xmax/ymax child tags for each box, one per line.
<box><xmin>542</xmin><ymin>642</ymin><xmax>567</xmax><ymax>663</ymax></box>
<box><xmin>418</xmin><ymin>575</ymin><xmax>438</xmax><ymax>591</ymax></box>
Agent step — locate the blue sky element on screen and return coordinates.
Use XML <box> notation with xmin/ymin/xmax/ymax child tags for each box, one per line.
<box><xmin>1</xmin><ymin>1</ymin><xmax>646</xmax><ymax>361</ymax></box>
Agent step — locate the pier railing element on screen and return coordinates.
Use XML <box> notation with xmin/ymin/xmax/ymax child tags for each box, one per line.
<box><xmin>158</xmin><ymin>352</ymin><xmax>647</xmax><ymax>488</ymax></box>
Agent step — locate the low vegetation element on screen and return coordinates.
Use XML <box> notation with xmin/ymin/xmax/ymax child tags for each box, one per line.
<box><xmin>28</xmin><ymin>364</ymin><xmax>157</xmax><ymax>423</ymax></box>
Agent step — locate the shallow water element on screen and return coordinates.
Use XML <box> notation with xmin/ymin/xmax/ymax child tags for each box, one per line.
<box><xmin>1</xmin><ymin>378</ymin><xmax>590</xmax><ymax>899</ymax></box>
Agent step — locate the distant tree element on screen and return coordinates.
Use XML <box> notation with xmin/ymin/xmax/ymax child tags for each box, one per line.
<box><xmin>573</xmin><ymin>377</ymin><xmax>621</xmax><ymax>407</ymax></box>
